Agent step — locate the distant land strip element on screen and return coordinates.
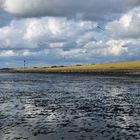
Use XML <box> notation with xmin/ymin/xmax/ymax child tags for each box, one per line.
<box><xmin>13</xmin><ymin>61</ymin><xmax>140</xmax><ymax>76</ymax></box>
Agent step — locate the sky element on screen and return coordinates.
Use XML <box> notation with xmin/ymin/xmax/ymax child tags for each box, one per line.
<box><xmin>0</xmin><ymin>0</ymin><xmax>140</xmax><ymax>68</ymax></box>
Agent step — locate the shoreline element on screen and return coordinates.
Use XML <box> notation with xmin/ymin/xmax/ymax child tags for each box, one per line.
<box><xmin>1</xmin><ymin>61</ymin><xmax>140</xmax><ymax>76</ymax></box>
<box><xmin>3</xmin><ymin>70</ymin><xmax>140</xmax><ymax>77</ymax></box>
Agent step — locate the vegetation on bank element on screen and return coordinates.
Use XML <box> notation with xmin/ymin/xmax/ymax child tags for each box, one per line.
<box><xmin>15</xmin><ymin>61</ymin><xmax>140</xmax><ymax>75</ymax></box>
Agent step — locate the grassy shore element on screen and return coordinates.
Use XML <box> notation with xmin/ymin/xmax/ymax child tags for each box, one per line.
<box><xmin>15</xmin><ymin>61</ymin><xmax>140</xmax><ymax>75</ymax></box>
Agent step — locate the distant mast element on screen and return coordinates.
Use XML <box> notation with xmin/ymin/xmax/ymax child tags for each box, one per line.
<box><xmin>24</xmin><ymin>60</ymin><xmax>26</xmax><ymax>69</ymax></box>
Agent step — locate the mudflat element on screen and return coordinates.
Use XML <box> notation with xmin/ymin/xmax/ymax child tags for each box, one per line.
<box><xmin>0</xmin><ymin>73</ymin><xmax>140</xmax><ymax>140</ymax></box>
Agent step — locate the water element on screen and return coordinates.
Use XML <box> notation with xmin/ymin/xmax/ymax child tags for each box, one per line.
<box><xmin>0</xmin><ymin>73</ymin><xmax>140</xmax><ymax>140</ymax></box>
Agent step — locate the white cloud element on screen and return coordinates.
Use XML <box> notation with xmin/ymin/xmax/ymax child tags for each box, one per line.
<box><xmin>0</xmin><ymin>50</ymin><xmax>16</xmax><ymax>57</ymax></box>
<box><xmin>108</xmin><ymin>45</ymin><xmax>128</xmax><ymax>56</ymax></box>
<box><xmin>0</xmin><ymin>17</ymin><xmax>97</xmax><ymax>49</ymax></box>
<box><xmin>84</xmin><ymin>40</ymin><xmax>103</xmax><ymax>49</ymax></box>
<box><xmin>58</xmin><ymin>48</ymin><xmax>86</xmax><ymax>59</ymax></box>
<box><xmin>1</xmin><ymin>0</ymin><xmax>139</xmax><ymax>21</ymax></box>
<box><xmin>106</xmin><ymin>8</ymin><xmax>140</xmax><ymax>39</ymax></box>
<box><xmin>49</xmin><ymin>42</ymin><xmax>65</xmax><ymax>48</ymax></box>
<box><xmin>0</xmin><ymin>2</ymin><xmax>140</xmax><ymax>67</ymax></box>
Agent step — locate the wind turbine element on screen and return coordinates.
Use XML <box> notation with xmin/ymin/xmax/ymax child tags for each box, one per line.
<box><xmin>97</xmin><ymin>25</ymin><xmax>105</xmax><ymax>31</ymax></box>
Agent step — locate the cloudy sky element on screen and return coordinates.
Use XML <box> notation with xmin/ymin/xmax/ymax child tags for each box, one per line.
<box><xmin>0</xmin><ymin>0</ymin><xmax>140</xmax><ymax>67</ymax></box>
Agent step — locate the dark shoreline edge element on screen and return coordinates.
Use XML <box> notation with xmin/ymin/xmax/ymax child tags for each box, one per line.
<box><xmin>2</xmin><ymin>70</ymin><xmax>139</xmax><ymax>78</ymax></box>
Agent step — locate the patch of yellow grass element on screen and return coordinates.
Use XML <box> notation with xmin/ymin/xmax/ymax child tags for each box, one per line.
<box><xmin>16</xmin><ymin>61</ymin><xmax>140</xmax><ymax>74</ymax></box>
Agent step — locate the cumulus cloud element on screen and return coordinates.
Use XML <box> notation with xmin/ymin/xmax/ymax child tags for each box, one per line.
<box><xmin>106</xmin><ymin>8</ymin><xmax>140</xmax><ymax>39</ymax></box>
<box><xmin>106</xmin><ymin>40</ymin><xmax>128</xmax><ymax>56</ymax></box>
<box><xmin>2</xmin><ymin>0</ymin><xmax>117</xmax><ymax>18</ymax></box>
<box><xmin>102</xmin><ymin>7</ymin><xmax>140</xmax><ymax>61</ymax></box>
<box><xmin>0</xmin><ymin>13</ymin><xmax>140</xmax><ymax>67</ymax></box>
<box><xmin>0</xmin><ymin>50</ymin><xmax>16</xmax><ymax>57</ymax></box>
<box><xmin>0</xmin><ymin>1</ymin><xmax>140</xmax><ymax>67</ymax></box>
<box><xmin>0</xmin><ymin>0</ymin><xmax>139</xmax><ymax>21</ymax></box>
<box><xmin>0</xmin><ymin>17</ymin><xmax>98</xmax><ymax>49</ymax></box>
<box><xmin>0</xmin><ymin>17</ymin><xmax>99</xmax><ymax>61</ymax></box>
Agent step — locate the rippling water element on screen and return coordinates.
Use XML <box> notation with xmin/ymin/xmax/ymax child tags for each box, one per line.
<box><xmin>0</xmin><ymin>73</ymin><xmax>140</xmax><ymax>140</ymax></box>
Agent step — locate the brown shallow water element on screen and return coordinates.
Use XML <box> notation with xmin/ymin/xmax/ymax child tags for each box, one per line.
<box><xmin>0</xmin><ymin>73</ymin><xmax>140</xmax><ymax>140</ymax></box>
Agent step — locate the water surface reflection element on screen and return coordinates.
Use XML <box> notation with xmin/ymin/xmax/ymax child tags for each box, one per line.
<box><xmin>0</xmin><ymin>73</ymin><xmax>140</xmax><ymax>140</ymax></box>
